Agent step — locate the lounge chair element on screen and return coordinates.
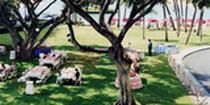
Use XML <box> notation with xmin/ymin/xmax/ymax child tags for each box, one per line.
<box><xmin>39</xmin><ymin>51</ymin><xmax>67</xmax><ymax>70</ymax></box>
<box><xmin>56</xmin><ymin>67</ymin><xmax>82</xmax><ymax>85</ymax></box>
<box><xmin>18</xmin><ymin>66</ymin><xmax>51</xmax><ymax>84</ymax></box>
<box><xmin>0</xmin><ymin>64</ymin><xmax>16</xmax><ymax>81</ymax></box>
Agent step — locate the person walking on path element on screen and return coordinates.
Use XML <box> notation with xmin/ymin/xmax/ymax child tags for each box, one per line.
<box><xmin>148</xmin><ymin>39</ymin><xmax>153</xmax><ymax>56</ymax></box>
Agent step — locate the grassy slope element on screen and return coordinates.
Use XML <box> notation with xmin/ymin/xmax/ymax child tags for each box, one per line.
<box><xmin>1</xmin><ymin>25</ymin><xmax>210</xmax><ymax>105</ymax></box>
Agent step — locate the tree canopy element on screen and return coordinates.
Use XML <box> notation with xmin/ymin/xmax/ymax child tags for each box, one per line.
<box><xmin>0</xmin><ymin>0</ymin><xmax>66</xmax><ymax>60</ymax></box>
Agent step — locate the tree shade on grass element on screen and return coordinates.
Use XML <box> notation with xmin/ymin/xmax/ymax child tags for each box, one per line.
<box><xmin>1</xmin><ymin>25</ymin><xmax>210</xmax><ymax>104</ymax></box>
<box><xmin>0</xmin><ymin>46</ymin><xmax>192</xmax><ymax>105</ymax></box>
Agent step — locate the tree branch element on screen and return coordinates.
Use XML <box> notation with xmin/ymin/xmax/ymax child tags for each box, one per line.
<box><xmin>117</xmin><ymin>0</ymin><xmax>158</xmax><ymax>44</ymax></box>
<box><xmin>13</xmin><ymin>8</ymin><xmax>29</xmax><ymax>30</ymax></box>
<box><xmin>37</xmin><ymin>0</ymin><xmax>57</xmax><ymax>17</ymax></box>
<box><xmin>67</xmin><ymin>18</ymin><xmax>108</xmax><ymax>53</ymax></box>
<box><xmin>39</xmin><ymin>7</ymin><xmax>67</xmax><ymax>30</ymax></box>
<box><xmin>25</xmin><ymin>2</ymin><xmax>37</xmax><ymax>19</ymax></box>
<box><xmin>99</xmin><ymin>0</ymin><xmax>111</xmax><ymax>27</ymax></box>
<box><xmin>34</xmin><ymin>7</ymin><xmax>68</xmax><ymax>48</ymax></box>
<box><xmin>35</xmin><ymin>18</ymin><xmax>65</xmax><ymax>48</ymax></box>
<box><xmin>108</xmin><ymin>0</ymin><xmax>121</xmax><ymax>25</ymax></box>
<box><xmin>64</xmin><ymin>0</ymin><xmax>117</xmax><ymax>44</ymax></box>
<box><xmin>0</xmin><ymin>10</ymin><xmax>23</xmax><ymax>44</ymax></box>
<box><xmin>34</xmin><ymin>1</ymin><xmax>41</xmax><ymax>10</ymax></box>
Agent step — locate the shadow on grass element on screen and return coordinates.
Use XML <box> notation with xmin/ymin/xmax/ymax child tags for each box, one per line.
<box><xmin>137</xmin><ymin>55</ymin><xmax>191</xmax><ymax>105</ymax></box>
<box><xmin>0</xmin><ymin>55</ymin><xmax>38</xmax><ymax>76</ymax></box>
<box><xmin>0</xmin><ymin>46</ymin><xmax>118</xmax><ymax>105</ymax></box>
<box><xmin>153</xmin><ymin>39</ymin><xmax>179</xmax><ymax>43</ymax></box>
<box><xmin>51</xmin><ymin>45</ymin><xmax>109</xmax><ymax>52</ymax></box>
<box><xmin>0</xmin><ymin>46</ymin><xmax>191</xmax><ymax>105</ymax></box>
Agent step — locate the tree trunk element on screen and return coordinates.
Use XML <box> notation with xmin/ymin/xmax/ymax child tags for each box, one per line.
<box><xmin>114</xmin><ymin>61</ymin><xmax>136</xmax><ymax>105</ymax></box>
<box><xmin>109</xmin><ymin>44</ymin><xmax>136</xmax><ymax>105</ymax></box>
<box><xmin>18</xmin><ymin>44</ymin><xmax>33</xmax><ymax>60</ymax></box>
<box><xmin>142</xmin><ymin>16</ymin><xmax>146</xmax><ymax>40</ymax></box>
<box><xmin>165</xmin><ymin>3</ymin><xmax>176</xmax><ymax>31</ymax></box>
<box><xmin>197</xmin><ymin>8</ymin><xmax>204</xmax><ymax>37</ymax></box>
<box><xmin>185</xmin><ymin>4</ymin><xmax>197</xmax><ymax>44</ymax></box>
<box><xmin>173</xmin><ymin>0</ymin><xmax>181</xmax><ymax>37</ymax></box>
<box><xmin>114</xmin><ymin>59</ymin><xmax>136</xmax><ymax>105</ymax></box>
<box><xmin>176</xmin><ymin>0</ymin><xmax>181</xmax><ymax>37</ymax></box>
<box><xmin>185</xmin><ymin>0</ymin><xmax>189</xmax><ymax>33</ymax></box>
<box><xmin>18</xmin><ymin>32</ymin><xmax>37</xmax><ymax>60</ymax></box>
<box><xmin>200</xmin><ymin>24</ymin><xmax>203</xmax><ymax>42</ymax></box>
<box><xmin>180</xmin><ymin>0</ymin><xmax>184</xmax><ymax>17</ymax></box>
<box><xmin>117</xmin><ymin>5</ymin><xmax>121</xmax><ymax>28</ymax></box>
<box><xmin>2</xmin><ymin>25</ymin><xmax>23</xmax><ymax>50</ymax></box>
<box><xmin>163</xmin><ymin>4</ymin><xmax>169</xmax><ymax>42</ymax></box>
<box><xmin>123</xmin><ymin>3</ymin><xmax>127</xmax><ymax>19</ymax></box>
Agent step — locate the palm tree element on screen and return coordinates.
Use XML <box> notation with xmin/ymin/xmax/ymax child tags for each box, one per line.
<box><xmin>117</xmin><ymin>2</ymin><xmax>121</xmax><ymax>28</ymax></box>
<box><xmin>163</xmin><ymin>4</ymin><xmax>169</xmax><ymax>42</ymax></box>
<box><xmin>123</xmin><ymin>1</ymin><xmax>127</xmax><ymax>19</ymax></box>
<box><xmin>165</xmin><ymin>3</ymin><xmax>176</xmax><ymax>31</ymax></box>
<box><xmin>142</xmin><ymin>16</ymin><xmax>146</xmax><ymax>40</ymax></box>
<box><xmin>185</xmin><ymin>2</ymin><xmax>197</xmax><ymax>44</ymax></box>
<box><xmin>185</xmin><ymin>0</ymin><xmax>189</xmax><ymax>32</ymax></box>
<box><xmin>180</xmin><ymin>0</ymin><xmax>184</xmax><ymax>17</ymax></box>
<box><xmin>173</xmin><ymin>0</ymin><xmax>181</xmax><ymax>37</ymax></box>
<box><xmin>196</xmin><ymin>0</ymin><xmax>210</xmax><ymax>40</ymax></box>
<box><xmin>196</xmin><ymin>8</ymin><xmax>204</xmax><ymax>37</ymax></box>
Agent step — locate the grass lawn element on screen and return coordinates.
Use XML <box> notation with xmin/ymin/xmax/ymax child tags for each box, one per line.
<box><xmin>1</xmin><ymin>25</ymin><xmax>210</xmax><ymax>105</ymax></box>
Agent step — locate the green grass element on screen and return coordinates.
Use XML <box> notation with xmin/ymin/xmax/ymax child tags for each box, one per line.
<box><xmin>0</xmin><ymin>33</ymin><xmax>12</xmax><ymax>45</ymax></box>
<box><xmin>1</xmin><ymin>25</ymin><xmax>210</xmax><ymax>105</ymax></box>
<box><xmin>45</xmin><ymin>26</ymin><xmax>210</xmax><ymax>51</ymax></box>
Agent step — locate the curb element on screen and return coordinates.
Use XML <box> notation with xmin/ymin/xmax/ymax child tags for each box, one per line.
<box><xmin>168</xmin><ymin>46</ymin><xmax>210</xmax><ymax>104</ymax></box>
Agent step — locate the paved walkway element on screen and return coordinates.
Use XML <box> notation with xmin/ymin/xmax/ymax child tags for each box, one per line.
<box><xmin>184</xmin><ymin>49</ymin><xmax>210</xmax><ymax>92</ymax></box>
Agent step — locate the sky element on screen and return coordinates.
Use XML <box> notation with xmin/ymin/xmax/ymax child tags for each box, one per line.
<box><xmin>19</xmin><ymin>1</ymin><xmax>210</xmax><ymax>21</ymax></box>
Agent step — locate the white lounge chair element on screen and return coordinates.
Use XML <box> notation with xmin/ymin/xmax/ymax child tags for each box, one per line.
<box><xmin>18</xmin><ymin>66</ymin><xmax>51</xmax><ymax>84</ymax></box>
<box><xmin>56</xmin><ymin>67</ymin><xmax>82</xmax><ymax>85</ymax></box>
<box><xmin>0</xmin><ymin>64</ymin><xmax>16</xmax><ymax>81</ymax></box>
<box><xmin>39</xmin><ymin>51</ymin><xmax>67</xmax><ymax>70</ymax></box>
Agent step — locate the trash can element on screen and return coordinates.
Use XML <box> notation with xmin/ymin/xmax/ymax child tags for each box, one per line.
<box><xmin>25</xmin><ymin>81</ymin><xmax>34</xmax><ymax>95</ymax></box>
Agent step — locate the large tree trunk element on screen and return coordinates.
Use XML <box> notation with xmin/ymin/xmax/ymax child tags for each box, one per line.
<box><xmin>185</xmin><ymin>0</ymin><xmax>189</xmax><ymax>33</ymax></box>
<box><xmin>163</xmin><ymin>4</ymin><xmax>169</xmax><ymax>42</ymax></box>
<box><xmin>197</xmin><ymin>8</ymin><xmax>204</xmax><ymax>37</ymax></box>
<box><xmin>165</xmin><ymin>3</ymin><xmax>176</xmax><ymax>31</ymax></box>
<box><xmin>18</xmin><ymin>32</ymin><xmax>38</xmax><ymax>60</ymax></box>
<box><xmin>18</xmin><ymin>44</ymin><xmax>33</xmax><ymax>60</ymax></box>
<box><xmin>109</xmin><ymin>45</ymin><xmax>136</xmax><ymax>105</ymax></box>
<box><xmin>185</xmin><ymin>4</ymin><xmax>197</xmax><ymax>44</ymax></box>
<box><xmin>115</xmin><ymin>61</ymin><xmax>135</xmax><ymax>105</ymax></box>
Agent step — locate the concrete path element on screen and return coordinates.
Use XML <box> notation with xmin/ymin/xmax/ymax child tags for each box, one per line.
<box><xmin>184</xmin><ymin>49</ymin><xmax>210</xmax><ymax>92</ymax></box>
